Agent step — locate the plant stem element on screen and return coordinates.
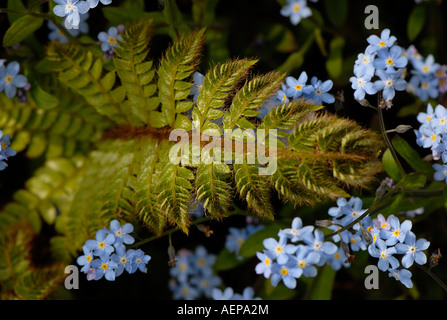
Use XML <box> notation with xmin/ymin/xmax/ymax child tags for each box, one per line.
<box><xmin>416</xmin><ymin>264</ymin><xmax>447</xmax><ymax>293</ymax></box>
<box><xmin>378</xmin><ymin>107</ymin><xmax>406</xmax><ymax>177</ymax></box>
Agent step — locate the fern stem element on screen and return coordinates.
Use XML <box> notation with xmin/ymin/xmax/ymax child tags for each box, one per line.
<box><xmin>378</xmin><ymin>106</ymin><xmax>406</xmax><ymax>177</ymax></box>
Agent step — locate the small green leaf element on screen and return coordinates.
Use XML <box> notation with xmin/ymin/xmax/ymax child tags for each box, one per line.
<box><xmin>401</xmin><ymin>172</ymin><xmax>427</xmax><ymax>190</ymax></box>
<box><xmin>392</xmin><ymin>136</ymin><xmax>433</xmax><ymax>176</ymax></box>
<box><xmin>382</xmin><ymin>148</ymin><xmax>404</xmax><ymax>182</ymax></box>
<box><xmin>408</xmin><ymin>4</ymin><xmax>427</xmax><ymax>41</ymax></box>
<box><xmin>3</xmin><ymin>15</ymin><xmax>44</xmax><ymax>47</ymax></box>
<box><xmin>307</xmin><ymin>264</ymin><xmax>336</xmax><ymax>300</ymax></box>
<box><xmin>326</xmin><ymin>36</ymin><xmax>345</xmax><ymax>79</ymax></box>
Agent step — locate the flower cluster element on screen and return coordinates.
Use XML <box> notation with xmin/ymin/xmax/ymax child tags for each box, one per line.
<box><xmin>350</xmin><ymin>29</ymin><xmax>408</xmax><ymax>107</ymax></box>
<box><xmin>52</xmin><ymin>0</ymin><xmax>111</xmax><ymax>30</ymax></box>
<box><xmin>255</xmin><ymin>216</ymin><xmax>342</xmax><ymax>289</ymax></box>
<box><xmin>414</xmin><ymin>103</ymin><xmax>447</xmax><ymax>183</ymax></box>
<box><xmin>77</xmin><ymin>219</ymin><xmax>151</xmax><ymax>281</ymax></box>
<box><xmin>280</xmin><ymin>0</ymin><xmax>319</xmax><ymax>26</ymax></box>
<box><xmin>325</xmin><ymin>197</ymin><xmax>430</xmax><ymax>288</ymax></box>
<box><xmin>257</xmin><ymin>71</ymin><xmax>335</xmax><ymax>120</ymax></box>
<box><xmin>256</xmin><ymin>197</ymin><xmax>431</xmax><ymax>289</ymax></box>
<box><xmin>0</xmin><ymin>131</ymin><xmax>17</xmax><ymax>171</ymax></box>
<box><xmin>169</xmin><ymin>246</ymin><xmax>222</xmax><ymax>300</ymax></box>
<box><xmin>211</xmin><ymin>287</ymin><xmax>261</xmax><ymax>300</ymax></box>
<box><xmin>405</xmin><ymin>45</ymin><xmax>444</xmax><ymax>102</ymax></box>
<box><xmin>225</xmin><ymin>222</ymin><xmax>265</xmax><ymax>260</ymax></box>
<box><xmin>0</xmin><ymin>60</ymin><xmax>29</xmax><ymax>99</ymax></box>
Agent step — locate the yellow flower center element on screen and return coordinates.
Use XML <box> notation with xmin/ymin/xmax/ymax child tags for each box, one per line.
<box><xmin>86</xmin><ymin>255</ymin><xmax>92</xmax><ymax>263</ymax></box>
<box><xmin>422</xmin><ymin>65</ymin><xmax>430</xmax><ymax>73</ymax></box>
<box><xmin>380</xmin><ymin>252</ymin><xmax>387</xmax><ymax>259</ymax></box>
<box><xmin>275</xmin><ymin>246</ymin><xmax>283</xmax><ymax>254</ymax></box>
<box><xmin>179</xmin><ymin>263</ymin><xmax>186</xmax><ymax>271</ymax></box>
<box><xmin>440</xmin><ymin>118</ymin><xmax>446</xmax><ymax>125</ymax></box>
<box><xmin>334</xmin><ymin>253</ymin><xmax>341</xmax><ymax>259</ymax></box>
<box><xmin>367</xmin><ymin>226</ymin><xmax>373</xmax><ymax>233</ymax></box>
<box><xmin>1</xmin><ymin>142</ymin><xmax>7</xmax><ymax>150</ymax></box>
<box><xmin>378</xmin><ymin>41</ymin><xmax>386</xmax><ymax>47</ymax></box>
<box><xmin>350</xmin><ymin>238</ymin><xmax>357</xmax><ymax>244</ymax></box>
<box><xmin>120</xmin><ymin>257</ymin><xmax>127</xmax><ymax>264</ymax></box>
<box><xmin>282</xmin><ymin>94</ymin><xmax>287</xmax><ymax>102</ymax></box>
<box><xmin>381</xmin><ymin>223</ymin><xmax>388</xmax><ymax>229</ymax></box>
<box><xmin>386</xmin><ymin>58</ymin><xmax>394</xmax><ymax>66</ymax></box>
<box><xmin>197</xmin><ymin>258</ymin><xmax>205</xmax><ymax>266</ymax></box>
<box><xmin>108</xmin><ymin>37</ymin><xmax>116</xmax><ymax>45</ymax></box>
<box><xmin>298</xmin><ymin>261</ymin><xmax>306</xmax><ymax>268</ymax></box>
<box><xmin>293</xmin><ymin>4</ymin><xmax>301</xmax><ymax>12</ymax></box>
<box><xmin>422</xmin><ymin>82</ymin><xmax>429</xmax><ymax>89</ymax></box>
<box><xmin>237</xmin><ymin>238</ymin><xmax>244</xmax><ymax>246</ymax></box>
<box><xmin>295</xmin><ymin>84</ymin><xmax>302</xmax><ymax>91</ymax></box>
<box><xmin>265</xmin><ymin>258</ymin><xmax>271</xmax><ymax>266</ymax></box>
<box><xmin>432</xmin><ymin>134</ymin><xmax>437</xmax><ymax>141</ymax></box>
<box><xmin>98</xmin><ymin>241</ymin><xmax>106</xmax><ymax>249</ymax></box>
<box><xmin>280</xmin><ymin>267</ymin><xmax>289</xmax><ymax>276</ymax></box>
<box><xmin>5</xmin><ymin>76</ymin><xmax>13</xmax><ymax>84</ymax></box>
<box><xmin>426</xmin><ymin>116</ymin><xmax>432</xmax><ymax>122</ymax></box>
<box><xmin>101</xmin><ymin>263</ymin><xmax>108</xmax><ymax>270</ymax></box>
<box><xmin>393</xmin><ymin>230</ymin><xmax>401</xmax><ymax>237</ymax></box>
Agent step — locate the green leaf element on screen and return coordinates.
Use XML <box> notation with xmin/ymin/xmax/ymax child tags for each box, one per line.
<box><xmin>392</xmin><ymin>136</ymin><xmax>433</xmax><ymax>176</ymax></box>
<box><xmin>324</xmin><ymin>0</ymin><xmax>348</xmax><ymax>26</ymax></box>
<box><xmin>401</xmin><ymin>172</ymin><xmax>427</xmax><ymax>190</ymax></box>
<box><xmin>307</xmin><ymin>264</ymin><xmax>336</xmax><ymax>300</ymax></box>
<box><xmin>6</xmin><ymin>0</ymin><xmax>26</xmax><ymax>24</ymax></box>
<box><xmin>382</xmin><ymin>148</ymin><xmax>404</xmax><ymax>182</ymax></box>
<box><xmin>408</xmin><ymin>4</ymin><xmax>427</xmax><ymax>41</ymax></box>
<box><xmin>214</xmin><ymin>248</ymin><xmax>247</xmax><ymax>271</ymax></box>
<box><xmin>326</xmin><ymin>36</ymin><xmax>345</xmax><ymax>80</ymax></box>
<box><xmin>3</xmin><ymin>14</ymin><xmax>44</xmax><ymax>47</ymax></box>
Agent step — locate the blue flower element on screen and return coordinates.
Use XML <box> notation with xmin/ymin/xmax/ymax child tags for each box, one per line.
<box><xmin>354</xmin><ymin>46</ymin><xmax>376</xmax><ymax>78</ymax></box>
<box><xmin>388</xmin><ymin>268</ymin><xmax>413</xmax><ymax>288</ymax></box>
<box><xmin>302</xmin><ymin>229</ymin><xmax>338</xmax><ymax>266</ymax></box>
<box><xmin>373</xmin><ymin>69</ymin><xmax>407</xmax><ymax>101</ymax></box>
<box><xmin>263</xmin><ymin>234</ymin><xmax>297</xmax><ymax>264</ymax></box>
<box><xmin>412</xmin><ymin>54</ymin><xmax>440</xmax><ymax>77</ymax></box>
<box><xmin>416</xmin><ymin>103</ymin><xmax>435</xmax><ymax>126</ymax></box>
<box><xmin>212</xmin><ymin>287</ymin><xmax>235</xmax><ymax>300</ymax></box>
<box><xmin>270</xmin><ymin>260</ymin><xmax>301</xmax><ymax>289</ymax></box>
<box><xmin>76</xmin><ymin>245</ymin><xmax>94</xmax><ymax>272</ymax></box>
<box><xmin>190</xmin><ymin>245</ymin><xmax>216</xmax><ymax>273</ymax></box>
<box><xmin>0</xmin><ymin>131</ymin><xmax>17</xmax><ymax>159</ymax></box>
<box><xmin>350</xmin><ymin>65</ymin><xmax>377</xmax><ymax>101</ymax></box>
<box><xmin>48</xmin><ymin>13</ymin><xmax>89</xmax><ymax>43</ymax></box>
<box><xmin>339</xmin><ymin>197</ymin><xmax>367</xmax><ymax>230</ymax></box>
<box><xmin>433</xmin><ymin>104</ymin><xmax>447</xmax><ymax>133</ymax></box>
<box><xmin>53</xmin><ymin>0</ymin><xmax>90</xmax><ymax>28</ymax></box>
<box><xmin>395</xmin><ymin>232</ymin><xmax>430</xmax><ymax>268</ymax></box>
<box><xmin>91</xmin><ymin>255</ymin><xmax>118</xmax><ymax>281</ymax></box>
<box><xmin>169</xmin><ymin>251</ymin><xmax>194</xmax><ymax>282</ymax></box>
<box><xmin>0</xmin><ymin>159</ymin><xmax>7</xmax><ymax>171</ymax></box>
<box><xmin>433</xmin><ymin>164</ymin><xmax>447</xmax><ymax>183</ymax></box>
<box><xmin>285</xmin><ymin>72</ymin><xmax>311</xmax><ymax>99</ymax></box>
<box><xmin>368</xmin><ymin>238</ymin><xmax>400</xmax><ymax>271</ymax></box>
<box><xmin>367</xmin><ymin>29</ymin><xmax>397</xmax><ymax>53</ymax></box>
<box><xmin>255</xmin><ymin>251</ymin><xmax>275</xmax><ymax>278</ymax></box>
<box><xmin>110</xmin><ymin>243</ymin><xmax>135</xmax><ymax>276</ymax></box>
<box><xmin>225</xmin><ymin>227</ymin><xmax>248</xmax><ymax>259</ymax></box>
<box><xmin>279</xmin><ymin>217</ymin><xmax>314</xmax><ymax>243</ymax></box>
<box><xmin>87</xmin><ymin>0</ymin><xmax>112</xmax><ymax>8</ymax></box>
<box><xmin>190</xmin><ymin>270</ymin><xmax>222</xmax><ymax>299</ymax></box>
<box><xmin>373</xmin><ymin>46</ymin><xmax>407</xmax><ymax>72</ymax></box>
<box><xmin>233</xmin><ymin>287</ymin><xmax>261</xmax><ymax>300</ymax></box>
<box><xmin>280</xmin><ymin>0</ymin><xmax>312</xmax><ymax>26</ymax></box>
<box><xmin>85</xmin><ymin>229</ymin><xmax>115</xmax><ymax>259</ymax></box>
<box><xmin>291</xmin><ymin>245</ymin><xmax>319</xmax><ymax>277</ymax></box>
<box><xmin>171</xmin><ymin>281</ymin><xmax>200</xmax><ymax>300</ymax></box>
<box><xmin>190</xmin><ymin>72</ymin><xmax>204</xmax><ymax>103</ymax></box>
<box><xmin>411</xmin><ymin>74</ymin><xmax>439</xmax><ymax>102</ymax></box>
<box><xmin>98</xmin><ymin>26</ymin><xmax>122</xmax><ymax>53</ymax></box>
<box><xmin>109</xmin><ymin>219</ymin><xmax>135</xmax><ymax>246</ymax></box>
<box><xmin>304</xmin><ymin>77</ymin><xmax>335</xmax><ymax>105</ymax></box>
<box><xmin>380</xmin><ymin>216</ymin><xmax>412</xmax><ymax>246</ymax></box>
<box><xmin>326</xmin><ymin>246</ymin><xmax>350</xmax><ymax>271</ymax></box>
<box><xmin>132</xmin><ymin>248</ymin><xmax>151</xmax><ymax>273</ymax></box>
<box><xmin>341</xmin><ymin>230</ymin><xmax>367</xmax><ymax>252</ymax></box>
<box><xmin>419</xmin><ymin>125</ymin><xmax>441</xmax><ymax>149</ymax></box>
<box><xmin>0</xmin><ymin>61</ymin><xmax>28</xmax><ymax>98</ymax></box>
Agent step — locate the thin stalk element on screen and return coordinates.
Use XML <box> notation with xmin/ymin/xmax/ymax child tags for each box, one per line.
<box><xmin>416</xmin><ymin>264</ymin><xmax>447</xmax><ymax>293</ymax></box>
<box><xmin>377</xmin><ymin>101</ymin><xmax>406</xmax><ymax>177</ymax></box>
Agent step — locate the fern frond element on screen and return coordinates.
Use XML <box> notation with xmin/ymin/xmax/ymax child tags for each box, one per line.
<box><xmin>46</xmin><ymin>42</ymin><xmax>128</xmax><ymax>125</ymax></box>
<box><xmin>114</xmin><ymin>19</ymin><xmax>159</xmax><ymax>126</ymax></box>
<box><xmin>155</xmin><ymin>28</ymin><xmax>205</xmax><ymax>128</ymax></box>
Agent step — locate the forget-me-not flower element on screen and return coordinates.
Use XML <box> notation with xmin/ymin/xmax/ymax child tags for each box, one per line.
<box><xmin>373</xmin><ymin>69</ymin><xmax>407</xmax><ymax>101</ymax></box>
<box><xmin>279</xmin><ymin>217</ymin><xmax>314</xmax><ymax>243</ymax></box>
<box><xmin>304</xmin><ymin>77</ymin><xmax>335</xmax><ymax>105</ymax></box>
<box><xmin>367</xmin><ymin>29</ymin><xmax>397</xmax><ymax>53</ymax></box>
<box><xmin>98</xmin><ymin>26</ymin><xmax>122</xmax><ymax>53</ymax></box>
<box><xmin>85</xmin><ymin>229</ymin><xmax>115</xmax><ymax>259</ymax></box>
<box><xmin>263</xmin><ymin>234</ymin><xmax>297</xmax><ymax>264</ymax></box>
<box><xmin>53</xmin><ymin>0</ymin><xmax>90</xmax><ymax>29</ymax></box>
<box><xmin>0</xmin><ymin>61</ymin><xmax>28</xmax><ymax>99</ymax></box>
<box><xmin>433</xmin><ymin>163</ymin><xmax>447</xmax><ymax>183</ymax></box>
<box><xmin>388</xmin><ymin>268</ymin><xmax>413</xmax><ymax>288</ymax></box>
<box><xmin>368</xmin><ymin>238</ymin><xmax>400</xmax><ymax>271</ymax></box>
<box><xmin>280</xmin><ymin>0</ymin><xmax>312</xmax><ymax>26</ymax></box>
<box><xmin>87</xmin><ymin>0</ymin><xmax>112</xmax><ymax>8</ymax></box>
<box><xmin>395</xmin><ymin>232</ymin><xmax>430</xmax><ymax>268</ymax></box>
